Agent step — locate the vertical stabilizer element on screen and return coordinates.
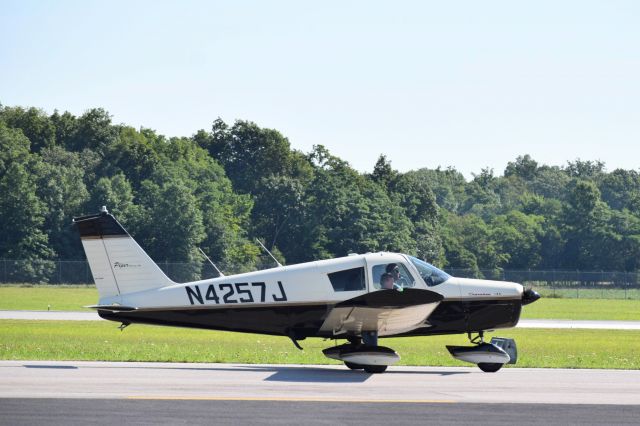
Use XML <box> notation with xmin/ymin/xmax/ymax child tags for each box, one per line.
<box><xmin>73</xmin><ymin>208</ymin><xmax>175</xmax><ymax>300</ymax></box>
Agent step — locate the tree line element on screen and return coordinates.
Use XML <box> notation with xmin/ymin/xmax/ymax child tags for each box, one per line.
<box><xmin>1</xmin><ymin>104</ymin><xmax>639</xmax><ymax>282</ymax></box>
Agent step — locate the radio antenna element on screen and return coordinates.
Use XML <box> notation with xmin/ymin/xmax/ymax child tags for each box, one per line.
<box><xmin>256</xmin><ymin>239</ymin><xmax>283</xmax><ymax>267</ymax></box>
<box><xmin>197</xmin><ymin>247</ymin><xmax>224</xmax><ymax>277</ymax></box>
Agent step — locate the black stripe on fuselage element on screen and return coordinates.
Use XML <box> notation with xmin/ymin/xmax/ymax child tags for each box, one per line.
<box><xmin>98</xmin><ymin>298</ymin><xmax>522</xmax><ymax>339</ymax></box>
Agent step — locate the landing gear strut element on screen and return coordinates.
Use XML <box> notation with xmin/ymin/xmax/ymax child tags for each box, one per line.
<box><xmin>468</xmin><ymin>330</ymin><xmax>485</xmax><ymax>344</ymax></box>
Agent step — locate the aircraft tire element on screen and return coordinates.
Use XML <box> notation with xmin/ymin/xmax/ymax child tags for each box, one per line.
<box><xmin>344</xmin><ymin>362</ymin><xmax>365</xmax><ymax>370</ymax></box>
<box><xmin>477</xmin><ymin>362</ymin><xmax>503</xmax><ymax>373</ymax></box>
<box><xmin>363</xmin><ymin>365</ymin><xmax>388</xmax><ymax>374</ymax></box>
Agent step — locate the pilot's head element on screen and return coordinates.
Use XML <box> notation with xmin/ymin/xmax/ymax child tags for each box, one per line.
<box><xmin>386</xmin><ymin>263</ymin><xmax>400</xmax><ymax>279</ymax></box>
<box><xmin>380</xmin><ymin>272</ymin><xmax>394</xmax><ymax>289</ymax></box>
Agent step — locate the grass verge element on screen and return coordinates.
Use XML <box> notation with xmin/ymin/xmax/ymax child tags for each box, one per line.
<box><xmin>1</xmin><ymin>320</ymin><xmax>638</xmax><ymax>369</ymax></box>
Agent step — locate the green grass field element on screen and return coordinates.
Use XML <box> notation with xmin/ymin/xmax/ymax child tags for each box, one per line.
<box><xmin>1</xmin><ymin>320</ymin><xmax>638</xmax><ymax>369</ymax></box>
<box><xmin>521</xmin><ymin>298</ymin><xmax>640</xmax><ymax>320</ymax></box>
<box><xmin>0</xmin><ymin>285</ymin><xmax>97</xmax><ymax>311</ymax></box>
<box><xmin>2</xmin><ymin>285</ymin><xmax>640</xmax><ymax>321</ymax></box>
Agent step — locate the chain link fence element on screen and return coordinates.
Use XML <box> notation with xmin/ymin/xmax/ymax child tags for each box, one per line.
<box><xmin>2</xmin><ymin>259</ymin><xmax>639</xmax><ymax>299</ymax></box>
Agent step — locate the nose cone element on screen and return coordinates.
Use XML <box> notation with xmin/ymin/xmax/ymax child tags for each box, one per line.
<box><xmin>522</xmin><ymin>288</ymin><xmax>541</xmax><ymax>305</ymax></box>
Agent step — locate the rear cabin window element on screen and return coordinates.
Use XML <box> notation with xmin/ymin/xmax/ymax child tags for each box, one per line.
<box><xmin>328</xmin><ymin>267</ymin><xmax>366</xmax><ymax>292</ymax></box>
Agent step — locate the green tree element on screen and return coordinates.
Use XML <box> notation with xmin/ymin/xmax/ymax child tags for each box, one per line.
<box><xmin>599</xmin><ymin>169</ymin><xmax>640</xmax><ymax>211</ymax></box>
<box><xmin>0</xmin><ymin>106</ymin><xmax>56</xmax><ymax>152</ymax></box>
<box><xmin>0</xmin><ymin>124</ymin><xmax>53</xmax><ymax>280</ymax></box>
<box><xmin>200</xmin><ymin>119</ymin><xmax>312</xmax><ymax>195</ymax></box>
<box><xmin>491</xmin><ymin>211</ymin><xmax>544</xmax><ymax>269</ymax></box>
<box><xmin>504</xmin><ymin>154</ymin><xmax>539</xmax><ymax>181</ymax></box>
<box><xmin>34</xmin><ymin>147</ymin><xmax>91</xmax><ymax>259</ymax></box>
<box><xmin>134</xmin><ymin>181</ymin><xmax>206</xmax><ymax>281</ymax></box>
<box><xmin>65</xmin><ymin>108</ymin><xmax>118</xmax><ymax>153</ymax></box>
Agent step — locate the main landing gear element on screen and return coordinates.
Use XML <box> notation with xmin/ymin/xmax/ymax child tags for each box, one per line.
<box><xmin>322</xmin><ymin>332</ymin><xmax>400</xmax><ymax>374</ymax></box>
<box><xmin>446</xmin><ymin>331</ymin><xmax>517</xmax><ymax>373</ymax></box>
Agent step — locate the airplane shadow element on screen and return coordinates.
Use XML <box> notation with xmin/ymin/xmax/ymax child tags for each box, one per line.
<box><xmin>21</xmin><ymin>363</ymin><xmax>469</xmax><ymax>382</ymax></box>
<box><xmin>23</xmin><ymin>365</ymin><xmax>79</xmax><ymax>369</ymax></box>
<box><xmin>253</xmin><ymin>366</ymin><xmax>372</xmax><ymax>383</ymax></box>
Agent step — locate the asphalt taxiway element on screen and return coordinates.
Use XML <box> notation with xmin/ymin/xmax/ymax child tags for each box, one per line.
<box><xmin>2</xmin><ymin>361</ymin><xmax>640</xmax><ymax>425</ymax></box>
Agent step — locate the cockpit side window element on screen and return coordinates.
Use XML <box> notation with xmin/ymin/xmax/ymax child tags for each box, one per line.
<box><xmin>408</xmin><ymin>256</ymin><xmax>450</xmax><ymax>287</ymax></box>
<box><xmin>372</xmin><ymin>263</ymin><xmax>416</xmax><ymax>289</ymax></box>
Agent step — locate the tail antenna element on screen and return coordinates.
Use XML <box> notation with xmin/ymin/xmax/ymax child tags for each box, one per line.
<box><xmin>197</xmin><ymin>247</ymin><xmax>225</xmax><ymax>277</ymax></box>
<box><xmin>256</xmin><ymin>239</ymin><xmax>283</xmax><ymax>267</ymax></box>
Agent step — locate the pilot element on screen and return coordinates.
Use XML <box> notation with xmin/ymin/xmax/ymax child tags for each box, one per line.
<box><xmin>380</xmin><ymin>272</ymin><xmax>395</xmax><ymax>289</ymax></box>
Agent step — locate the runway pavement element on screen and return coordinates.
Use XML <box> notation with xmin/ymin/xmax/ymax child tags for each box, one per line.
<box><xmin>2</xmin><ymin>361</ymin><xmax>640</xmax><ymax>425</ymax></box>
<box><xmin>2</xmin><ymin>398</ymin><xmax>639</xmax><ymax>426</ymax></box>
<box><xmin>2</xmin><ymin>360</ymin><xmax>640</xmax><ymax>404</ymax></box>
<box><xmin>2</xmin><ymin>310</ymin><xmax>640</xmax><ymax>329</ymax></box>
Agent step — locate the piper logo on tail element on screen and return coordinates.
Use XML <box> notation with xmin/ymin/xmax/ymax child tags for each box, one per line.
<box><xmin>114</xmin><ymin>262</ymin><xmax>141</xmax><ymax>269</ymax></box>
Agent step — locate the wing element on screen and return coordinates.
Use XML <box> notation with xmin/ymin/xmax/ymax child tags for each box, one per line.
<box><xmin>319</xmin><ymin>288</ymin><xmax>443</xmax><ymax>337</ymax></box>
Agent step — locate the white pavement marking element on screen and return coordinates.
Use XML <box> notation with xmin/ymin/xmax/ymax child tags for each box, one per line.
<box><xmin>1</xmin><ymin>361</ymin><xmax>640</xmax><ymax>405</ymax></box>
<box><xmin>2</xmin><ymin>310</ymin><xmax>640</xmax><ymax>330</ymax></box>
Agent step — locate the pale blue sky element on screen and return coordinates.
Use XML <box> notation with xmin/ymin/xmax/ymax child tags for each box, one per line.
<box><xmin>1</xmin><ymin>1</ymin><xmax>639</xmax><ymax>177</ymax></box>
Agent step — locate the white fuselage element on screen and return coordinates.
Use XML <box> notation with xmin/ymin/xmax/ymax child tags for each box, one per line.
<box><xmin>105</xmin><ymin>252</ymin><xmax>523</xmax><ymax>314</ymax></box>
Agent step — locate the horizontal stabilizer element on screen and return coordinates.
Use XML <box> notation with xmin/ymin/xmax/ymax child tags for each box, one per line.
<box><xmin>86</xmin><ymin>305</ymin><xmax>138</xmax><ymax>312</ymax></box>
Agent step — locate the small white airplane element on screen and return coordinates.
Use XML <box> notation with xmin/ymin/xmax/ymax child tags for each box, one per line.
<box><xmin>74</xmin><ymin>207</ymin><xmax>540</xmax><ymax>373</ymax></box>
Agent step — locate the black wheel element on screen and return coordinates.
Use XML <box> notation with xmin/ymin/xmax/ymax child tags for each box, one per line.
<box><xmin>478</xmin><ymin>363</ymin><xmax>503</xmax><ymax>373</ymax></box>
<box><xmin>345</xmin><ymin>361</ymin><xmax>364</xmax><ymax>370</ymax></box>
<box><xmin>363</xmin><ymin>365</ymin><xmax>388</xmax><ymax>374</ymax></box>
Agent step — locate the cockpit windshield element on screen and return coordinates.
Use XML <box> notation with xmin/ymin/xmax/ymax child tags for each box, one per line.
<box><xmin>407</xmin><ymin>256</ymin><xmax>450</xmax><ymax>287</ymax></box>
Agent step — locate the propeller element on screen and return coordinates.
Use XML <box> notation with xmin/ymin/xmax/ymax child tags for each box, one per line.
<box><xmin>522</xmin><ymin>288</ymin><xmax>541</xmax><ymax>305</ymax></box>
